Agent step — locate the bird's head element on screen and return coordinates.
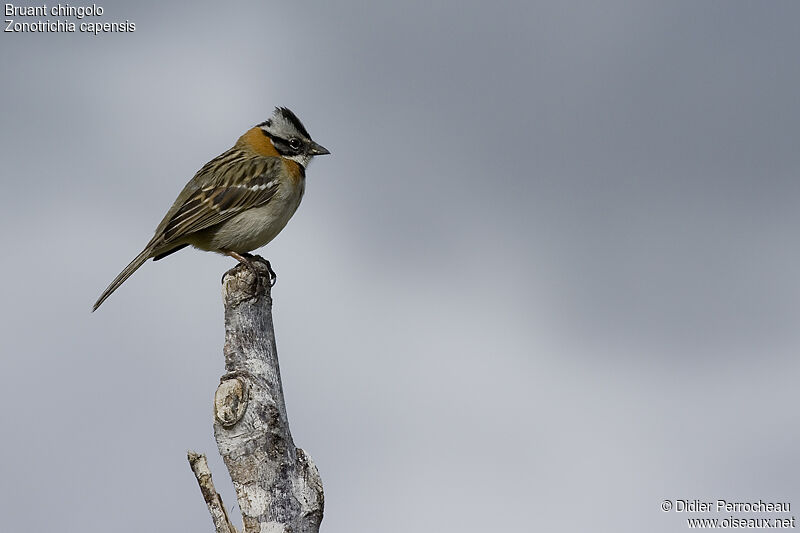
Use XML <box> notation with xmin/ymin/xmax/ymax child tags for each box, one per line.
<box><xmin>258</xmin><ymin>107</ymin><xmax>330</xmax><ymax>168</ymax></box>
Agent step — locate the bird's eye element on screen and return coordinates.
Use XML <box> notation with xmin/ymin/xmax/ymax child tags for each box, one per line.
<box><xmin>289</xmin><ymin>138</ymin><xmax>302</xmax><ymax>150</ymax></box>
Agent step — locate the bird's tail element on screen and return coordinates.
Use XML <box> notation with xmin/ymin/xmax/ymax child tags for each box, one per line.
<box><xmin>92</xmin><ymin>247</ymin><xmax>152</xmax><ymax>312</ymax></box>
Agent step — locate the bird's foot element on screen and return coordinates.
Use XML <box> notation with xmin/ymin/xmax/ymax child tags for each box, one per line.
<box><xmin>221</xmin><ymin>251</ymin><xmax>276</xmax><ymax>289</ymax></box>
<box><xmin>262</xmin><ymin>258</ymin><xmax>277</xmax><ymax>287</ymax></box>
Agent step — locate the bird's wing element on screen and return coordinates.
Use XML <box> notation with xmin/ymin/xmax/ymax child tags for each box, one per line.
<box><xmin>154</xmin><ymin>155</ymin><xmax>283</xmax><ymax>246</ymax></box>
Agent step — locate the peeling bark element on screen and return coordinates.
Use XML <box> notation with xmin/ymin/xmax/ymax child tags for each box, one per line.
<box><xmin>190</xmin><ymin>258</ymin><xmax>324</xmax><ymax>533</ymax></box>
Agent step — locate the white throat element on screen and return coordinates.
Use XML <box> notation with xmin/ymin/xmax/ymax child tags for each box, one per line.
<box><xmin>285</xmin><ymin>153</ymin><xmax>312</xmax><ymax>168</ymax></box>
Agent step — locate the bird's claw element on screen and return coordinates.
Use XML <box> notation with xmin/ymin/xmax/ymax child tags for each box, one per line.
<box><xmin>263</xmin><ymin>260</ymin><xmax>277</xmax><ymax>287</ymax></box>
<box><xmin>221</xmin><ymin>251</ymin><xmax>275</xmax><ymax>289</ymax></box>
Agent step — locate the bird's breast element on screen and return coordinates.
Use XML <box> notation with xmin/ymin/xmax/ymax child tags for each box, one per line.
<box><xmin>201</xmin><ymin>179</ymin><xmax>304</xmax><ymax>253</ymax></box>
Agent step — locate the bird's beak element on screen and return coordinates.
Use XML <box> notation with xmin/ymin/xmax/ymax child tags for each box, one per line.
<box><xmin>310</xmin><ymin>142</ymin><xmax>331</xmax><ymax>156</ymax></box>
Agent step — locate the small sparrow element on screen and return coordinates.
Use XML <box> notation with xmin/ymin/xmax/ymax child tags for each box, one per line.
<box><xmin>93</xmin><ymin>107</ymin><xmax>329</xmax><ymax>311</ymax></box>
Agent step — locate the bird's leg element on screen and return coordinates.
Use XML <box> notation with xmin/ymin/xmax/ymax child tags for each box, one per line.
<box><xmin>222</xmin><ymin>250</ymin><xmax>261</xmax><ymax>288</ymax></box>
<box><xmin>221</xmin><ymin>251</ymin><xmax>276</xmax><ymax>287</ymax></box>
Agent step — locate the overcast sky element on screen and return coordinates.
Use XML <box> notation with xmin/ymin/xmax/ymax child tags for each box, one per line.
<box><xmin>2</xmin><ymin>2</ymin><xmax>800</xmax><ymax>532</ymax></box>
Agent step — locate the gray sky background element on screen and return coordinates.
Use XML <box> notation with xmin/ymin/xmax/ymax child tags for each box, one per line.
<box><xmin>1</xmin><ymin>1</ymin><xmax>799</xmax><ymax>532</ymax></box>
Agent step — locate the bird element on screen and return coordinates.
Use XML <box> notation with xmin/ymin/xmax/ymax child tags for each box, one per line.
<box><xmin>92</xmin><ymin>107</ymin><xmax>330</xmax><ymax>311</ymax></box>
